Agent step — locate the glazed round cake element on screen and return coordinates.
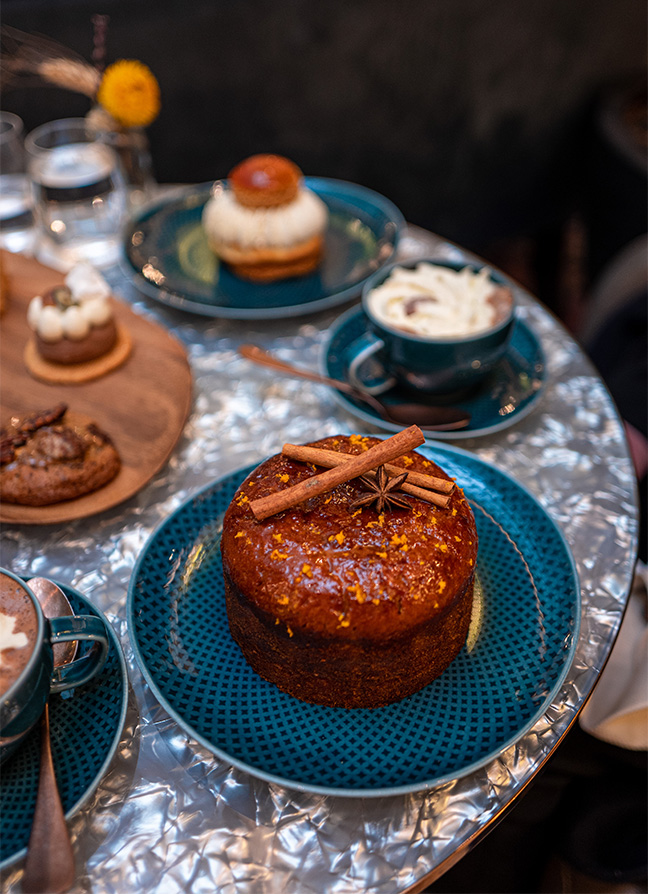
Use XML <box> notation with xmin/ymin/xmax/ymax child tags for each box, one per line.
<box><xmin>221</xmin><ymin>434</ymin><xmax>478</xmax><ymax>708</ymax></box>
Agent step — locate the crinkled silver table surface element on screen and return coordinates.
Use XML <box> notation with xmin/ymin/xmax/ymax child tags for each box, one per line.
<box><xmin>1</xmin><ymin>223</ymin><xmax>639</xmax><ymax>894</ymax></box>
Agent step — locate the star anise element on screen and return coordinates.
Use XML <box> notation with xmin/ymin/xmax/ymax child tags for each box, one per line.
<box><xmin>349</xmin><ymin>465</ymin><xmax>411</xmax><ymax>513</ymax></box>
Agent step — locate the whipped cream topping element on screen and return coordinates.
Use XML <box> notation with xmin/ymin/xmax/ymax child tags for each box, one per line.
<box><xmin>202</xmin><ymin>184</ymin><xmax>328</xmax><ymax>249</ymax></box>
<box><xmin>27</xmin><ymin>262</ymin><xmax>113</xmax><ymax>343</ymax></box>
<box><xmin>366</xmin><ymin>263</ymin><xmax>512</xmax><ymax>338</ymax></box>
<box><xmin>64</xmin><ymin>262</ymin><xmax>111</xmax><ymax>302</ymax></box>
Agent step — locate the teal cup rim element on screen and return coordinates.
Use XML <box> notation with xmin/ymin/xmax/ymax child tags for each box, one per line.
<box><xmin>360</xmin><ymin>256</ymin><xmax>517</xmax><ymax>345</ymax></box>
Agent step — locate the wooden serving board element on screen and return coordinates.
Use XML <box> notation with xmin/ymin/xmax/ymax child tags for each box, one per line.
<box><xmin>0</xmin><ymin>250</ymin><xmax>193</xmax><ymax>524</ymax></box>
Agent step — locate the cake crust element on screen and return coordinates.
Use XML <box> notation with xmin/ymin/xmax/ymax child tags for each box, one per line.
<box><xmin>221</xmin><ymin>434</ymin><xmax>478</xmax><ymax>707</ymax></box>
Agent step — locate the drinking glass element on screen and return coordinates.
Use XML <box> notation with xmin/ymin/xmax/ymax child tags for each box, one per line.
<box><xmin>0</xmin><ymin>111</ymin><xmax>34</xmax><ymax>252</ymax></box>
<box><xmin>25</xmin><ymin>117</ymin><xmax>128</xmax><ymax>268</ymax></box>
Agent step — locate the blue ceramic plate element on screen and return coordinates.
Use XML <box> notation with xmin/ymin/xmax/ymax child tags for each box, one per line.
<box><xmin>324</xmin><ymin>306</ymin><xmax>546</xmax><ymax>439</ymax></box>
<box><xmin>127</xmin><ymin>442</ymin><xmax>579</xmax><ymax>797</ymax></box>
<box><xmin>0</xmin><ymin>584</ymin><xmax>128</xmax><ymax>869</ymax></box>
<box><xmin>121</xmin><ymin>179</ymin><xmax>404</xmax><ymax>318</ymax></box>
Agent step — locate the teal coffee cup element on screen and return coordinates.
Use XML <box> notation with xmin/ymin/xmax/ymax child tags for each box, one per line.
<box><xmin>349</xmin><ymin>258</ymin><xmax>516</xmax><ymax>398</ymax></box>
<box><xmin>0</xmin><ymin>568</ymin><xmax>110</xmax><ymax>761</ymax></box>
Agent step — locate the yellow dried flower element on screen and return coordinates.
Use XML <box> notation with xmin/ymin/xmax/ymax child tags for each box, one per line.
<box><xmin>97</xmin><ymin>59</ymin><xmax>160</xmax><ymax>128</ymax></box>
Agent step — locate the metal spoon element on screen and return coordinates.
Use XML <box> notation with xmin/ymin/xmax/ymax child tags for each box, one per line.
<box><xmin>22</xmin><ymin>578</ymin><xmax>76</xmax><ymax>894</ymax></box>
<box><xmin>238</xmin><ymin>344</ymin><xmax>471</xmax><ymax>431</ymax></box>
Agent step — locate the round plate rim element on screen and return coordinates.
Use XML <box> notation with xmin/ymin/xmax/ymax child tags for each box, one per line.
<box><xmin>0</xmin><ymin>582</ymin><xmax>129</xmax><ymax>869</ymax></box>
<box><xmin>321</xmin><ymin>305</ymin><xmax>546</xmax><ymax>439</ymax></box>
<box><xmin>120</xmin><ymin>178</ymin><xmax>406</xmax><ymax>319</ymax></box>
<box><xmin>126</xmin><ymin>439</ymin><xmax>580</xmax><ymax>798</ymax></box>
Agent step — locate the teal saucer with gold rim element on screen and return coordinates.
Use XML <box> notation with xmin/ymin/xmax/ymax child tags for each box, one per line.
<box><xmin>121</xmin><ymin>179</ymin><xmax>405</xmax><ymax>318</ymax></box>
<box><xmin>323</xmin><ymin>305</ymin><xmax>546</xmax><ymax>439</ymax></box>
<box><xmin>0</xmin><ymin>584</ymin><xmax>128</xmax><ymax>869</ymax></box>
<box><xmin>127</xmin><ymin>441</ymin><xmax>579</xmax><ymax>798</ymax></box>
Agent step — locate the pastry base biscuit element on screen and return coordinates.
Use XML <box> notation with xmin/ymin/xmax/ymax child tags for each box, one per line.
<box><xmin>1</xmin><ymin>406</ymin><xmax>120</xmax><ymax>506</ymax></box>
<box><xmin>207</xmin><ymin>234</ymin><xmax>323</xmax><ymax>283</ymax></box>
<box><xmin>229</xmin><ymin>251</ymin><xmax>322</xmax><ymax>282</ymax></box>
<box><xmin>24</xmin><ymin>322</ymin><xmax>132</xmax><ymax>385</ymax></box>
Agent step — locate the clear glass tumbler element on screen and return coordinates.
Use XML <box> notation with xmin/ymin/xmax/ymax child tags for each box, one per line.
<box><xmin>0</xmin><ymin>111</ymin><xmax>34</xmax><ymax>253</ymax></box>
<box><xmin>25</xmin><ymin>117</ymin><xmax>128</xmax><ymax>268</ymax></box>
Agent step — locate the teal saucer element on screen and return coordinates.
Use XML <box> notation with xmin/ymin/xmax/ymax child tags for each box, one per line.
<box><xmin>127</xmin><ymin>441</ymin><xmax>579</xmax><ymax>797</ymax></box>
<box><xmin>323</xmin><ymin>306</ymin><xmax>546</xmax><ymax>438</ymax></box>
<box><xmin>0</xmin><ymin>584</ymin><xmax>128</xmax><ymax>869</ymax></box>
<box><xmin>121</xmin><ymin>179</ymin><xmax>405</xmax><ymax>318</ymax></box>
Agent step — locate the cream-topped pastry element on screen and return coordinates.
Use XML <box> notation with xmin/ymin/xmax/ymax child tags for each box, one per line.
<box><xmin>28</xmin><ymin>262</ymin><xmax>112</xmax><ymax>342</ymax></box>
<box><xmin>202</xmin><ymin>154</ymin><xmax>328</xmax><ymax>282</ymax></box>
<box><xmin>27</xmin><ymin>262</ymin><xmax>117</xmax><ymax>363</ymax></box>
<box><xmin>367</xmin><ymin>262</ymin><xmax>513</xmax><ymax>338</ymax></box>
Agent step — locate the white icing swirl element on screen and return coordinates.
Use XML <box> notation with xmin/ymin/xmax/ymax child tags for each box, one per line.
<box><xmin>65</xmin><ymin>262</ymin><xmax>111</xmax><ymax>301</ymax></box>
<box><xmin>27</xmin><ymin>295</ymin><xmax>43</xmax><ymax>331</ymax></box>
<box><xmin>0</xmin><ymin>612</ymin><xmax>28</xmax><ymax>660</ymax></box>
<box><xmin>36</xmin><ymin>305</ymin><xmax>65</xmax><ymax>342</ymax></box>
<box><xmin>61</xmin><ymin>305</ymin><xmax>90</xmax><ymax>340</ymax></box>
<box><xmin>81</xmin><ymin>296</ymin><xmax>112</xmax><ymax>326</ymax></box>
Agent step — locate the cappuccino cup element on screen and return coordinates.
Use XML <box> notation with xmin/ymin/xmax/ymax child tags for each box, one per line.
<box><xmin>349</xmin><ymin>258</ymin><xmax>516</xmax><ymax>398</ymax></box>
<box><xmin>0</xmin><ymin>568</ymin><xmax>110</xmax><ymax>761</ymax></box>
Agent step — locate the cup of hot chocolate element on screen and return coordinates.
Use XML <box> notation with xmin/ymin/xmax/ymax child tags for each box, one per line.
<box><xmin>0</xmin><ymin>568</ymin><xmax>110</xmax><ymax>761</ymax></box>
<box><xmin>348</xmin><ymin>258</ymin><xmax>516</xmax><ymax>397</ymax></box>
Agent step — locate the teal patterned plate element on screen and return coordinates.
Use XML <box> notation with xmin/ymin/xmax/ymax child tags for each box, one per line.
<box><xmin>0</xmin><ymin>585</ymin><xmax>128</xmax><ymax>869</ymax></box>
<box><xmin>127</xmin><ymin>442</ymin><xmax>579</xmax><ymax>797</ymax></box>
<box><xmin>121</xmin><ymin>179</ymin><xmax>404</xmax><ymax>318</ymax></box>
<box><xmin>324</xmin><ymin>306</ymin><xmax>546</xmax><ymax>439</ymax></box>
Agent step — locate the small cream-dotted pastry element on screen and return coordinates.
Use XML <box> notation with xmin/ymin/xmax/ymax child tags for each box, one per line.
<box><xmin>24</xmin><ymin>262</ymin><xmax>132</xmax><ymax>384</ymax></box>
<box><xmin>27</xmin><ymin>263</ymin><xmax>116</xmax><ymax>364</ymax></box>
<box><xmin>202</xmin><ymin>154</ymin><xmax>328</xmax><ymax>282</ymax></box>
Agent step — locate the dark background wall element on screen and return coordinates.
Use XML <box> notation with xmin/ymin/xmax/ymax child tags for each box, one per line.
<box><xmin>2</xmin><ymin>0</ymin><xmax>646</xmax><ymax>263</ymax></box>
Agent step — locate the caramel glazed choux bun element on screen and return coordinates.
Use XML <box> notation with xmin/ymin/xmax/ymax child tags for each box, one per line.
<box><xmin>202</xmin><ymin>154</ymin><xmax>328</xmax><ymax>282</ymax></box>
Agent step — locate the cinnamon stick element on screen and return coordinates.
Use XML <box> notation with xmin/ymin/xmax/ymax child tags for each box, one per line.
<box><xmin>282</xmin><ymin>444</ymin><xmax>454</xmax><ymax>494</ymax></box>
<box><xmin>249</xmin><ymin>425</ymin><xmax>425</xmax><ymax>520</ymax></box>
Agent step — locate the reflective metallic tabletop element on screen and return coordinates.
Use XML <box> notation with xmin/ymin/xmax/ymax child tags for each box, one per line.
<box><xmin>1</xmin><ymin>224</ymin><xmax>639</xmax><ymax>893</ymax></box>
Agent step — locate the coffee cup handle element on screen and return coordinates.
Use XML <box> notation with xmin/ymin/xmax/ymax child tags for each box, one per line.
<box><xmin>48</xmin><ymin>615</ymin><xmax>110</xmax><ymax>692</ymax></box>
<box><xmin>347</xmin><ymin>332</ymin><xmax>397</xmax><ymax>396</ymax></box>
